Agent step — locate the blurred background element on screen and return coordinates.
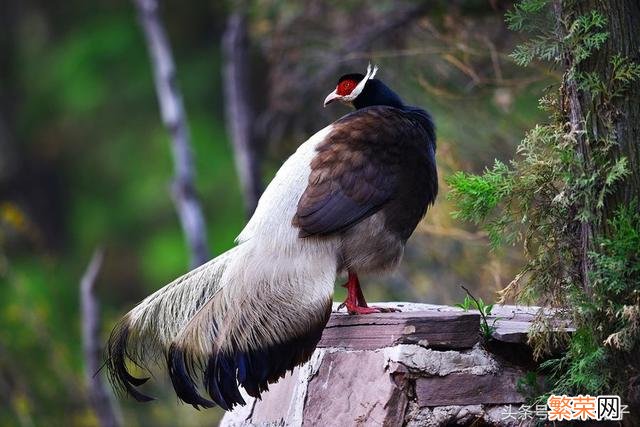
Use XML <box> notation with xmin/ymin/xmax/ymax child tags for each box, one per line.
<box><xmin>0</xmin><ymin>0</ymin><xmax>557</xmax><ymax>425</ymax></box>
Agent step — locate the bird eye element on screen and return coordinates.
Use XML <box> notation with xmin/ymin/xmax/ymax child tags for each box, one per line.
<box><xmin>336</xmin><ymin>79</ymin><xmax>357</xmax><ymax>95</ymax></box>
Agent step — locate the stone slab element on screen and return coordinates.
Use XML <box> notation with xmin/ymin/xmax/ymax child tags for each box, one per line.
<box><xmin>320</xmin><ymin>309</ymin><xmax>480</xmax><ymax>350</ymax></box>
<box><xmin>416</xmin><ymin>368</ymin><xmax>526</xmax><ymax>406</ymax></box>
<box><xmin>332</xmin><ymin>302</ymin><xmax>570</xmax><ymax>345</ymax></box>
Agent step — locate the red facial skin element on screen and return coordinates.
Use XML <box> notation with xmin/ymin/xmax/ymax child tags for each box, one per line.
<box><xmin>336</xmin><ymin>79</ymin><xmax>358</xmax><ymax>96</ymax></box>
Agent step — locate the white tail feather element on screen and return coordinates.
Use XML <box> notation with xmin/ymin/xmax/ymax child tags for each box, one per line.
<box><xmin>108</xmin><ymin>123</ymin><xmax>342</xmax><ymax>408</ymax></box>
<box><xmin>123</xmin><ymin>247</ymin><xmax>239</xmax><ymax>361</ymax></box>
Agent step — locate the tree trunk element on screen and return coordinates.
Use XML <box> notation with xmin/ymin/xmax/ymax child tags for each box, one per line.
<box><xmin>560</xmin><ymin>0</ymin><xmax>640</xmax><ymax>291</ymax></box>
<box><xmin>574</xmin><ymin>0</ymin><xmax>640</xmax><ymax>214</ymax></box>
<box><xmin>559</xmin><ymin>0</ymin><xmax>640</xmax><ymax>410</ymax></box>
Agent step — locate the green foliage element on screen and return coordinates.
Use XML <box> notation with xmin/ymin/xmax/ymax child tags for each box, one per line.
<box><xmin>455</xmin><ymin>294</ymin><xmax>474</xmax><ymax>311</ymax></box>
<box><xmin>448</xmin><ymin>161</ymin><xmax>512</xmax><ymax>226</ymax></box>
<box><xmin>538</xmin><ymin>207</ymin><xmax>640</xmax><ymax>398</ymax></box>
<box><xmin>579</xmin><ymin>54</ymin><xmax>640</xmax><ymax>100</ymax></box>
<box><xmin>1</xmin><ymin>4</ymin><xmax>233</xmax><ymax>425</ymax></box>
<box><xmin>591</xmin><ymin>205</ymin><xmax>640</xmax><ymax>352</ymax></box>
<box><xmin>449</xmin><ymin>0</ymin><xmax>640</xmax><ymax>404</ymax></box>
<box><xmin>505</xmin><ymin>0</ymin><xmax>552</xmax><ymax>32</ymax></box>
<box><xmin>1</xmin><ymin>0</ymin><xmax>632</xmax><ymax>424</ymax></box>
<box><xmin>456</xmin><ymin>288</ymin><xmax>499</xmax><ymax>340</ymax></box>
<box><xmin>480</xmin><ymin>317</ymin><xmax>501</xmax><ymax>340</ymax></box>
<box><xmin>507</xmin><ymin>3</ymin><xmax>608</xmax><ymax>68</ymax></box>
<box><xmin>506</xmin><ymin>0</ymin><xmax>558</xmax><ymax>66</ymax></box>
<box><xmin>510</xmin><ymin>36</ymin><xmax>560</xmax><ymax>67</ymax></box>
<box><xmin>566</xmin><ymin>10</ymin><xmax>608</xmax><ymax>64</ymax></box>
<box><xmin>540</xmin><ymin>327</ymin><xmax>608</xmax><ymax>395</ymax></box>
<box><xmin>455</xmin><ymin>291</ymin><xmax>495</xmax><ymax>317</ymax></box>
<box><xmin>610</xmin><ymin>55</ymin><xmax>640</xmax><ymax>95</ymax></box>
<box><xmin>517</xmin><ymin>371</ymin><xmax>545</xmax><ymax>402</ymax></box>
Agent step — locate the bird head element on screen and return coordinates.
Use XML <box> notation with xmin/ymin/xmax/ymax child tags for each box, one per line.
<box><xmin>324</xmin><ymin>64</ymin><xmax>405</xmax><ymax>110</ymax></box>
<box><xmin>323</xmin><ymin>63</ymin><xmax>378</xmax><ymax>108</ymax></box>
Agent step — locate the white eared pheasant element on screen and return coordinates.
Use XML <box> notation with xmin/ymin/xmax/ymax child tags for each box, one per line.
<box><xmin>107</xmin><ymin>64</ymin><xmax>438</xmax><ymax>410</ymax></box>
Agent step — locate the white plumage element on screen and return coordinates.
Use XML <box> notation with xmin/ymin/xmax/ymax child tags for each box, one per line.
<box><xmin>108</xmin><ymin>124</ymin><xmax>341</xmax><ymax>409</ymax></box>
<box><xmin>107</xmin><ymin>64</ymin><xmax>438</xmax><ymax>411</ymax></box>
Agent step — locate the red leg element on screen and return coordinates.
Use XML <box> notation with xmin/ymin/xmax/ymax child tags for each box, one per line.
<box><xmin>337</xmin><ymin>271</ymin><xmax>400</xmax><ymax>315</ymax></box>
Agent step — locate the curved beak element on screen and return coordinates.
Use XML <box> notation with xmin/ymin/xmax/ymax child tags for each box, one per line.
<box><xmin>323</xmin><ymin>90</ymin><xmax>341</xmax><ymax>107</ymax></box>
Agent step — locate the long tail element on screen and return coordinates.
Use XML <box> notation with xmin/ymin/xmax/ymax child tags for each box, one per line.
<box><xmin>106</xmin><ymin>240</ymin><xmax>336</xmax><ymax>410</ymax></box>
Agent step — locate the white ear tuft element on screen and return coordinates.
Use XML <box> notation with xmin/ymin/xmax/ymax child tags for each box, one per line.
<box><xmin>343</xmin><ymin>63</ymin><xmax>380</xmax><ymax>102</ymax></box>
<box><xmin>368</xmin><ymin>63</ymin><xmax>379</xmax><ymax>79</ymax></box>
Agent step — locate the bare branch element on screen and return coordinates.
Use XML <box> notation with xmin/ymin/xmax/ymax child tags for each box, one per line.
<box><xmin>256</xmin><ymin>2</ymin><xmax>433</xmax><ymax>144</ymax></box>
<box><xmin>312</xmin><ymin>2</ymin><xmax>432</xmax><ymax>85</ymax></box>
<box><xmin>222</xmin><ymin>11</ymin><xmax>263</xmax><ymax>217</ymax></box>
<box><xmin>132</xmin><ymin>0</ymin><xmax>210</xmax><ymax>267</ymax></box>
<box><xmin>80</xmin><ymin>248</ymin><xmax>121</xmax><ymax>427</ymax></box>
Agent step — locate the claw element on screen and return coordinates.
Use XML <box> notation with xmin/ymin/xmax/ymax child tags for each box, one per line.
<box><xmin>344</xmin><ymin>303</ymin><xmax>401</xmax><ymax>315</ymax></box>
<box><xmin>339</xmin><ymin>271</ymin><xmax>402</xmax><ymax>315</ymax></box>
<box><xmin>376</xmin><ymin>306</ymin><xmax>401</xmax><ymax>313</ymax></box>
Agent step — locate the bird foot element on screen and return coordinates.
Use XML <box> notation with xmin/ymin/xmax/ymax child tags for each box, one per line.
<box><xmin>337</xmin><ymin>302</ymin><xmax>400</xmax><ymax>315</ymax></box>
<box><xmin>337</xmin><ymin>271</ymin><xmax>402</xmax><ymax>315</ymax></box>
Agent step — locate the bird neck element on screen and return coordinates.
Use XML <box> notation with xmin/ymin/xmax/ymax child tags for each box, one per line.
<box><xmin>352</xmin><ymin>79</ymin><xmax>405</xmax><ymax>110</ymax></box>
<box><xmin>351</xmin><ymin>80</ymin><xmax>436</xmax><ymax>151</ymax></box>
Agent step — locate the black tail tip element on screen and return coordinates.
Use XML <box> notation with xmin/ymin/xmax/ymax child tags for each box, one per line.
<box><xmin>106</xmin><ymin>321</ymin><xmax>155</xmax><ymax>403</ymax></box>
<box><xmin>107</xmin><ymin>300</ymin><xmax>331</xmax><ymax>411</ymax></box>
<box><xmin>165</xmin><ymin>340</ymin><xmax>303</xmax><ymax>412</ymax></box>
<box><xmin>204</xmin><ymin>352</ymin><xmax>246</xmax><ymax>410</ymax></box>
<box><xmin>167</xmin><ymin>344</ymin><xmax>216</xmax><ymax>410</ymax></box>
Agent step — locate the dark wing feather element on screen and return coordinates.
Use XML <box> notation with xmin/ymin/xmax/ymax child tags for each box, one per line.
<box><xmin>296</xmin><ymin>188</ymin><xmax>385</xmax><ymax>237</ymax></box>
<box><xmin>293</xmin><ymin>106</ymin><xmax>425</xmax><ymax>237</ymax></box>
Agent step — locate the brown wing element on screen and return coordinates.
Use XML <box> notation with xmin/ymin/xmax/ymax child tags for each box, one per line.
<box><xmin>293</xmin><ymin>106</ymin><xmax>429</xmax><ymax>237</ymax></box>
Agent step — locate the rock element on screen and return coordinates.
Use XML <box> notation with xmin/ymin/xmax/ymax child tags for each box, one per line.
<box><xmin>221</xmin><ymin>303</ymin><xmax>549</xmax><ymax>427</ymax></box>
<box><xmin>415</xmin><ymin>368</ymin><xmax>526</xmax><ymax>406</ymax></box>
<box><xmin>303</xmin><ymin>350</ymin><xmax>406</xmax><ymax>426</ymax></box>
<box><xmin>384</xmin><ymin>344</ymin><xmax>499</xmax><ymax>376</ymax></box>
<box><xmin>320</xmin><ymin>307</ymin><xmax>480</xmax><ymax>350</ymax></box>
